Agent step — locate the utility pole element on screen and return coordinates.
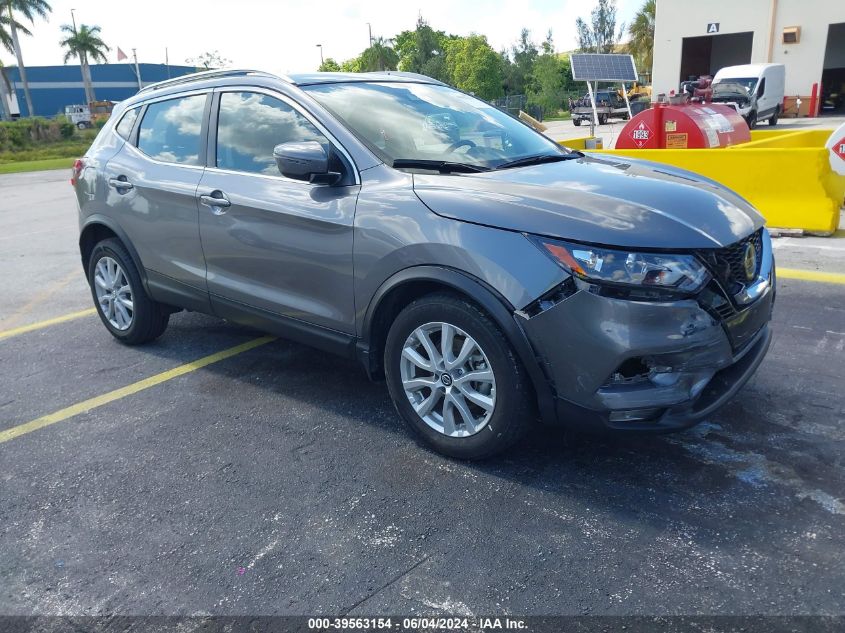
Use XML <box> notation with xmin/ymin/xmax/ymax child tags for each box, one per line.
<box><xmin>367</xmin><ymin>22</ymin><xmax>373</xmax><ymax>47</ymax></box>
<box><xmin>70</xmin><ymin>8</ymin><xmax>77</xmax><ymax>33</ymax></box>
<box><xmin>165</xmin><ymin>47</ymin><xmax>170</xmax><ymax>78</ymax></box>
<box><xmin>132</xmin><ymin>48</ymin><xmax>142</xmax><ymax>90</ymax></box>
<box><xmin>316</xmin><ymin>44</ymin><xmax>323</xmax><ymax>66</ymax></box>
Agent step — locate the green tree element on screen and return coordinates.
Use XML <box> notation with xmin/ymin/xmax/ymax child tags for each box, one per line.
<box><xmin>318</xmin><ymin>57</ymin><xmax>341</xmax><ymax>72</ymax></box>
<box><xmin>359</xmin><ymin>37</ymin><xmax>399</xmax><ymax>72</ymax></box>
<box><xmin>575</xmin><ymin>0</ymin><xmax>624</xmax><ymax>54</ymax></box>
<box><xmin>59</xmin><ymin>23</ymin><xmax>109</xmax><ymax>104</ymax></box>
<box><xmin>627</xmin><ymin>0</ymin><xmax>655</xmax><ymax>75</ymax></box>
<box><xmin>394</xmin><ymin>16</ymin><xmax>450</xmax><ymax>82</ymax></box>
<box><xmin>444</xmin><ymin>35</ymin><xmax>503</xmax><ymax>100</ymax></box>
<box><xmin>503</xmin><ymin>28</ymin><xmax>539</xmax><ymax>95</ymax></box>
<box><xmin>6</xmin><ymin>0</ymin><xmax>51</xmax><ymax>117</ymax></box>
<box><xmin>340</xmin><ymin>56</ymin><xmax>362</xmax><ymax>73</ymax></box>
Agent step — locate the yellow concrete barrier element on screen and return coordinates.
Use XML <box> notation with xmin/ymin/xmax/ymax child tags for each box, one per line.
<box><xmin>558</xmin><ymin>130</ymin><xmax>845</xmax><ymax>234</ymax></box>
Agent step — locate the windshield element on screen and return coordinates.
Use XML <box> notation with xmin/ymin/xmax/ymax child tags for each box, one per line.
<box><xmin>303</xmin><ymin>81</ymin><xmax>564</xmax><ymax>170</ymax></box>
<box><xmin>713</xmin><ymin>78</ymin><xmax>757</xmax><ymax>95</ymax></box>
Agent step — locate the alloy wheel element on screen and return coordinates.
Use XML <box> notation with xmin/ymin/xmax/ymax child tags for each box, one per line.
<box><xmin>399</xmin><ymin>321</ymin><xmax>496</xmax><ymax>437</ymax></box>
<box><xmin>94</xmin><ymin>256</ymin><xmax>134</xmax><ymax>330</ymax></box>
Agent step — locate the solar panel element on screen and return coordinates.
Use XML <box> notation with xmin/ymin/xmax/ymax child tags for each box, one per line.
<box><xmin>570</xmin><ymin>54</ymin><xmax>637</xmax><ymax>82</ymax></box>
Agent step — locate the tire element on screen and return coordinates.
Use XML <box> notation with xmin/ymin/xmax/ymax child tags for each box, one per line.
<box><xmin>745</xmin><ymin>112</ymin><xmax>757</xmax><ymax>130</ymax></box>
<box><xmin>768</xmin><ymin>107</ymin><xmax>779</xmax><ymax>126</ymax></box>
<box><xmin>384</xmin><ymin>293</ymin><xmax>533</xmax><ymax>459</ymax></box>
<box><xmin>598</xmin><ymin>114</ymin><xmax>608</xmax><ymax>125</ymax></box>
<box><xmin>76</xmin><ymin>121</ymin><xmax>87</xmax><ymax>130</ymax></box>
<box><xmin>573</xmin><ymin>118</ymin><xmax>581</xmax><ymax>127</ymax></box>
<box><xmin>87</xmin><ymin>238</ymin><xmax>169</xmax><ymax>345</ymax></box>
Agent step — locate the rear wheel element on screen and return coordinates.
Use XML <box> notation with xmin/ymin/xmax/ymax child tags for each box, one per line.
<box><xmin>768</xmin><ymin>107</ymin><xmax>779</xmax><ymax>126</ymax></box>
<box><xmin>573</xmin><ymin>118</ymin><xmax>581</xmax><ymax>127</ymax></box>
<box><xmin>87</xmin><ymin>238</ymin><xmax>169</xmax><ymax>345</ymax></box>
<box><xmin>384</xmin><ymin>294</ymin><xmax>533</xmax><ymax>459</ymax></box>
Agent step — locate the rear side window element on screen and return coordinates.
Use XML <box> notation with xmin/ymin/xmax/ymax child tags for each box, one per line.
<box><xmin>115</xmin><ymin>107</ymin><xmax>139</xmax><ymax>140</ymax></box>
<box><xmin>216</xmin><ymin>91</ymin><xmax>326</xmax><ymax>175</ymax></box>
<box><xmin>137</xmin><ymin>95</ymin><xmax>206</xmax><ymax>165</ymax></box>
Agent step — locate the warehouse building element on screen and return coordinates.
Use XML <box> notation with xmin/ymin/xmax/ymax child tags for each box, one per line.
<box><xmin>2</xmin><ymin>63</ymin><xmax>196</xmax><ymax>118</ymax></box>
<box><xmin>652</xmin><ymin>0</ymin><xmax>845</xmax><ymax>116</ymax></box>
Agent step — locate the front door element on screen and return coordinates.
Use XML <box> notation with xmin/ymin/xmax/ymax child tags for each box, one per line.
<box><xmin>198</xmin><ymin>89</ymin><xmax>359</xmax><ymax>334</ymax></box>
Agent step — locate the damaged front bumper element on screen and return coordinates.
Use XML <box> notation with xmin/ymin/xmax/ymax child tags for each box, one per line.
<box><xmin>518</xmin><ymin>266</ymin><xmax>775</xmax><ymax>432</ymax></box>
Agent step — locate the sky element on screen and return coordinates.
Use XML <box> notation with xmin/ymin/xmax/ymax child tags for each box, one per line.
<box><xmin>2</xmin><ymin>0</ymin><xmax>641</xmax><ymax>75</ymax></box>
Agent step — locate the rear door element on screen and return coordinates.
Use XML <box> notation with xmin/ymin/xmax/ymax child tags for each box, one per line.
<box><xmin>103</xmin><ymin>91</ymin><xmax>212</xmax><ymax>311</ymax></box>
<box><xmin>197</xmin><ymin>88</ymin><xmax>359</xmax><ymax>333</ymax></box>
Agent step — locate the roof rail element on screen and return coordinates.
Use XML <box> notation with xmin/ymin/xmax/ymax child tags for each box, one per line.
<box><xmin>363</xmin><ymin>71</ymin><xmax>445</xmax><ymax>85</ymax></box>
<box><xmin>138</xmin><ymin>69</ymin><xmax>284</xmax><ymax>94</ymax></box>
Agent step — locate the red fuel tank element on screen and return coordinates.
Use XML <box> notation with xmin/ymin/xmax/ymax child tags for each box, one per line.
<box><xmin>615</xmin><ymin>102</ymin><xmax>751</xmax><ymax>150</ymax></box>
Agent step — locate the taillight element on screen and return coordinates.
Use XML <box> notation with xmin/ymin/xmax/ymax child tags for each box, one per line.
<box><xmin>70</xmin><ymin>158</ymin><xmax>84</xmax><ymax>186</ymax></box>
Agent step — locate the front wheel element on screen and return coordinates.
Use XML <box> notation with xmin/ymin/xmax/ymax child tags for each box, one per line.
<box><xmin>745</xmin><ymin>112</ymin><xmax>757</xmax><ymax>130</ymax></box>
<box><xmin>573</xmin><ymin>118</ymin><xmax>581</xmax><ymax>127</ymax></box>
<box><xmin>384</xmin><ymin>294</ymin><xmax>533</xmax><ymax>459</ymax></box>
<box><xmin>88</xmin><ymin>238</ymin><xmax>170</xmax><ymax>345</ymax></box>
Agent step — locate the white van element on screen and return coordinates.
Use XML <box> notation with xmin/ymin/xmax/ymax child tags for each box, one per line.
<box><xmin>711</xmin><ymin>63</ymin><xmax>785</xmax><ymax>128</ymax></box>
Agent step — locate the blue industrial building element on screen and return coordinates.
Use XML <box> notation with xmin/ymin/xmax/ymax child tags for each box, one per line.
<box><xmin>4</xmin><ymin>63</ymin><xmax>197</xmax><ymax>117</ymax></box>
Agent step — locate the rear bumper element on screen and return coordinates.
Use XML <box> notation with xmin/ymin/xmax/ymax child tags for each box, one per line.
<box><xmin>519</xmin><ymin>268</ymin><xmax>774</xmax><ymax>432</ymax></box>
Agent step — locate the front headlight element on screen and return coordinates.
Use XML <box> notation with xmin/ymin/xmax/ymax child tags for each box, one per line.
<box><xmin>529</xmin><ymin>235</ymin><xmax>710</xmax><ymax>294</ymax></box>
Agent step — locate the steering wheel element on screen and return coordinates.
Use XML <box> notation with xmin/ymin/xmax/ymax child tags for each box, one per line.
<box><xmin>446</xmin><ymin>139</ymin><xmax>476</xmax><ymax>153</ymax></box>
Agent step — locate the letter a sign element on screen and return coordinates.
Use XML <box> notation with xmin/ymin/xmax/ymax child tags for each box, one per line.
<box><xmin>707</xmin><ymin>23</ymin><xmax>720</xmax><ymax>34</ymax></box>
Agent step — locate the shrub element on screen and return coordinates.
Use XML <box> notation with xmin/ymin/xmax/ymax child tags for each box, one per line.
<box><xmin>59</xmin><ymin>120</ymin><xmax>76</xmax><ymax>139</ymax></box>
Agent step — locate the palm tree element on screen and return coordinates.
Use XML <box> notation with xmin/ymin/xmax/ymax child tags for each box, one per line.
<box><xmin>59</xmin><ymin>23</ymin><xmax>109</xmax><ymax>105</ymax></box>
<box><xmin>6</xmin><ymin>0</ymin><xmax>51</xmax><ymax>117</ymax></box>
<box><xmin>627</xmin><ymin>0</ymin><xmax>655</xmax><ymax>76</ymax></box>
<box><xmin>360</xmin><ymin>37</ymin><xmax>399</xmax><ymax>72</ymax></box>
<box><xmin>0</xmin><ymin>13</ymin><xmax>31</xmax><ymax>120</ymax></box>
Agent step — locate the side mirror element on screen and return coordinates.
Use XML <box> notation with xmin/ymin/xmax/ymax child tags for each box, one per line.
<box><xmin>273</xmin><ymin>141</ymin><xmax>341</xmax><ymax>185</ymax></box>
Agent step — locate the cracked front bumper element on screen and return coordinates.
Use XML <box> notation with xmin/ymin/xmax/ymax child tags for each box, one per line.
<box><xmin>520</xmin><ymin>273</ymin><xmax>775</xmax><ymax>432</ymax></box>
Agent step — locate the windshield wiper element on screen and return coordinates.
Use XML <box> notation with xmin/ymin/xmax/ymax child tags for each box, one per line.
<box><xmin>391</xmin><ymin>159</ymin><xmax>490</xmax><ymax>173</ymax></box>
<box><xmin>496</xmin><ymin>152</ymin><xmax>583</xmax><ymax>170</ymax></box>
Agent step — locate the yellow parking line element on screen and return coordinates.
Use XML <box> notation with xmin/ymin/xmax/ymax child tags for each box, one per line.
<box><xmin>0</xmin><ymin>308</ymin><xmax>97</xmax><ymax>341</ymax></box>
<box><xmin>0</xmin><ymin>335</ymin><xmax>276</xmax><ymax>444</ymax></box>
<box><xmin>778</xmin><ymin>268</ymin><xmax>845</xmax><ymax>285</ymax></box>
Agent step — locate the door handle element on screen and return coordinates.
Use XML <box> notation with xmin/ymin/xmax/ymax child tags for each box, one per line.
<box><xmin>108</xmin><ymin>177</ymin><xmax>133</xmax><ymax>190</ymax></box>
<box><xmin>199</xmin><ymin>192</ymin><xmax>231</xmax><ymax>213</ymax></box>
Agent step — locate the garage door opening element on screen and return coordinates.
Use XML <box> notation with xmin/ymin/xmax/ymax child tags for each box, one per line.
<box><xmin>822</xmin><ymin>22</ymin><xmax>845</xmax><ymax>115</ymax></box>
<box><xmin>680</xmin><ymin>32</ymin><xmax>754</xmax><ymax>84</ymax></box>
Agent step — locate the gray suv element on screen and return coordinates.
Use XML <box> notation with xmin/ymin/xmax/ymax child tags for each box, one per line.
<box><xmin>74</xmin><ymin>70</ymin><xmax>774</xmax><ymax>458</ymax></box>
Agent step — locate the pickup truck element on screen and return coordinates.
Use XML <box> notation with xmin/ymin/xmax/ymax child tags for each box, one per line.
<box><xmin>571</xmin><ymin>90</ymin><xmax>630</xmax><ymax>126</ymax></box>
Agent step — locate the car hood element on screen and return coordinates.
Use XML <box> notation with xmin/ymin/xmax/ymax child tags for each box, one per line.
<box><xmin>412</xmin><ymin>153</ymin><xmax>764</xmax><ymax>249</ymax></box>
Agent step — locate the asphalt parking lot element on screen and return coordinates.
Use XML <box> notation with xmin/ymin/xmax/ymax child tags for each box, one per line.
<box><xmin>1</xmin><ymin>169</ymin><xmax>844</xmax><ymax>617</ymax></box>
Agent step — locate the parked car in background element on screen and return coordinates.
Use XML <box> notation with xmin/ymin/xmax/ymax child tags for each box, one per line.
<box><xmin>572</xmin><ymin>89</ymin><xmax>629</xmax><ymax>126</ymax></box>
<box><xmin>73</xmin><ymin>69</ymin><xmax>775</xmax><ymax>458</ymax></box>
